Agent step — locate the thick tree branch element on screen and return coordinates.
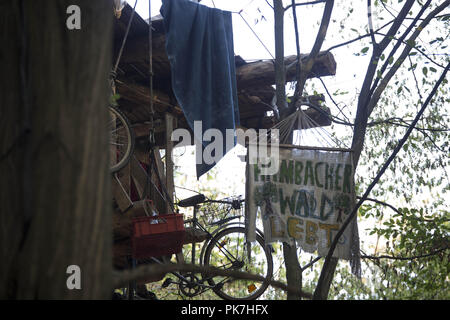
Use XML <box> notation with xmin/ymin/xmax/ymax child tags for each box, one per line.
<box><xmin>112</xmin><ymin>263</ymin><xmax>313</xmax><ymax>299</ymax></box>
<box><xmin>369</xmin><ymin>0</ymin><xmax>431</xmax><ymax>99</ymax></box>
<box><xmin>351</xmin><ymin>0</ymin><xmax>415</xmax><ymax>168</ymax></box>
<box><xmin>314</xmin><ymin>61</ymin><xmax>450</xmax><ymax>299</ymax></box>
<box><xmin>377</xmin><ymin>0</ymin><xmax>415</xmax><ymax>51</ymax></box>
<box><xmin>368</xmin><ymin>0</ymin><xmax>450</xmax><ymax>115</ymax></box>
<box><xmin>284</xmin><ymin>0</ymin><xmax>334</xmax><ymax>118</ymax></box>
<box><xmin>274</xmin><ymin>0</ymin><xmax>287</xmax><ymax>116</ymax></box>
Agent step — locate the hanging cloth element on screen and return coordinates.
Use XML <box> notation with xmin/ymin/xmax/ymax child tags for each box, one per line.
<box><xmin>160</xmin><ymin>0</ymin><xmax>240</xmax><ymax>179</ymax></box>
<box><xmin>245</xmin><ymin>108</ymin><xmax>361</xmax><ymax>277</ymax></box>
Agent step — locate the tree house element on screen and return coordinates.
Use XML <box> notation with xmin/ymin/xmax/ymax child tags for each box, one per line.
<box><xmin>111</xmin><ymin>4</ymin><xmax>336</xmax><ymax>278</ymax></box>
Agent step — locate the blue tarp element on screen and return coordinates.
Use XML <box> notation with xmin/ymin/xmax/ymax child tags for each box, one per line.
<box><xmin>160</xmin><ymin>0</ymin><xmax>240</xmax><ymax>178</ymax></box>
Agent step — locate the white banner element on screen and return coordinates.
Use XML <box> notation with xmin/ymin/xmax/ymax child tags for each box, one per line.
<box><xmin>247</xmin><ymin>147</ymin><xmax>360</xmax><ymax>262</ymax></box>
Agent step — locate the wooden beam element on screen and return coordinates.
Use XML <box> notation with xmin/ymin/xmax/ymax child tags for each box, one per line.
<box><xmin>236</xmin><ymin>51</ymin><xmax>336</xmax><ymax>90</ymax></box>
<box><xmin>165</xmin><ymin>113</ymin><xmax>175</xmax><ymax>214</ymax></box>
<box><xmin>112</xmin><ymin>173</ymin><xmax>133</xmax><ymax>212</ymax></box>
<box><xmin>118</xmin><ymin>28</ymin><xmax>335</xmax><ymax>91</ymax></box>
<box><xmin>115</xmin><ymin>80</ymin><xmax>184</xmax><ymax>116</ymax></box>
<box><xmin>130</xmin><ymin>156</ymin><xmax>148</xmax><ymax>200</ymax></box>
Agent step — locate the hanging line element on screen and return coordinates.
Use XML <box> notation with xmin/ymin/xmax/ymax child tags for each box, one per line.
<box><xmin>148</xmin><ymin>0</ymin><xmax>156</xmax><ymax>146</ymax></box>
<box><xmin>237</xmin><ymin>12</ymin><xmax>274</xmax><ymax>59</ymax></box>
<box><xmin>145</xmin><ymin>0</ymin><xmax>175</xmax><ymax>212</ymax></box>
<box><xmin>248</xmin><ymin>101</ymin><xmax>350</xmax><ymax>150</ymax></box>
<box><xmin>113</xmin><ymin>0</ymin><xmax>138</xmax><ymax>74</ymax></box>
<box><xmin>297</xmin><ymin>102</ymin><xmax>348</xmax><ymax>148</ymax></box>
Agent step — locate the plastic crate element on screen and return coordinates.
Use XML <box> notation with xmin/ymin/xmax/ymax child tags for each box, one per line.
<box><xmin>131</xmin><ymin>214</ymin><xmax>185</xmax><ymax>259</ymax></box>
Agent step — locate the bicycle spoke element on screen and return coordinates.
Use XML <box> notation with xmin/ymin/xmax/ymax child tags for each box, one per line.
<box><xmin>108</xmin><ymin>106</ymin><xmax>135</xmax><ymax>173</ymax></box>
<box><xmin>110</xmin><ymin>141</ymin><xmax>128</xmax><ymax>146</ymax></box>
<box><xmin>203</xmin><ymin>226</ymin><xmax>273</xmax><ymax>300</ymax></box>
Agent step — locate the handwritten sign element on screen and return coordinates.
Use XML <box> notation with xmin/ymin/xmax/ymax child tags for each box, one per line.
<box><xmin>247</xmin><ymin>148</ymin><xmax>360</xmax><ymax>262</ymax></box>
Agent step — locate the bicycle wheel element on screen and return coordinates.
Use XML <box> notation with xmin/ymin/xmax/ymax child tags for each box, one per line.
<box><xmin>108</xmin><ymin>105</ymin><xmax>135</xmax><ymax>173</ymax></box>
<box><xmin>203</xmin><ymin>226</ymin><xmax>273</xmax><ymax>300</ymax></box>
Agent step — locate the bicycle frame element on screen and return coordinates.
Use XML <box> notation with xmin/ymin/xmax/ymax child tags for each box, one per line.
<box><xmin>148</xmin><ymin>204</ymin><xmax>242</xmax><ymax>297</ymax></box>
<box><xmin>145</xmin><ymin>196</ymin><xmax>272</xmax><ymax>299</ymax></box>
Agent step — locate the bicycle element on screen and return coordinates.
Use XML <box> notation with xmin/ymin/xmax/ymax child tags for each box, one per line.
<box><xmin>157</xmin><ymin>194</ymin><xmax>274</xmax><ymax>300</ymax></box>
<box><xmin>108</xmin><ymin>71</ymin><xmax>135</xmax><ymax>173</ymax></box>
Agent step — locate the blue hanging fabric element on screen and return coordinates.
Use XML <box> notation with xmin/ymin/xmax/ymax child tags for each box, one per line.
<box><xmin>160</xmin><ymin>0</ymin><xmax>240</xmax><ymax>178</ymax></box>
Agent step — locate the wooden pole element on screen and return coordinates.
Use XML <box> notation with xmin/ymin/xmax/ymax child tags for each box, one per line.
<box><xmin>165</xmin><ymin>113</ymin><xmax>174</xmax><ymax>214</ymax></box>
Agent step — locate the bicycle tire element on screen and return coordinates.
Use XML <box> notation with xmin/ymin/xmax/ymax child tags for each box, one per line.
<box><xmin>203</xmin><ymin>226</ymin><xmax>273</xmax><ymax>300</ymax></box>
<box><xmin>108</xmin><ymin>105</ymin><xmax>135</xmax><ymax>173</ymax></box>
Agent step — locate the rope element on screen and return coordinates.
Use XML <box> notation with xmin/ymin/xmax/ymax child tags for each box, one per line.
<box><xmin>148</xmin><ymin>0</ymin><xmax>156</xmax><ymax>147</ymax></box>
<box><xmin>237</xmin><ymin>12</ymin><xmax>274</xmax><ymax>59</ymax></box>
<box><xmin>249</xmin><ymin>102</ymin><xmax>349</xmax><ymax>150</ymax></box>
<box><xmin>113</xmin><ymin>0</ymin><xmax>138</xmax><ymax>74</ymax></box>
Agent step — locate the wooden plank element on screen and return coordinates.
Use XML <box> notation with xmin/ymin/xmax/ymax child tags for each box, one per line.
<box><xmin>130</xmin><ymin>156</ymin><xmax>148</xmax><ymax>199</ymax></box>
<box><xmin>152</xmin><ymin>147</ymin><xmax>166</xmax><ymax>182</ymax></box>
<box><xmin>118</xmin><ymin>162</ymin><xmax>131</xmax><ymax>197</ymax></box>
<box><xmin>151</xmin><ymin>147</ymin><xmax>168</xmax><ymax>215</ymax></box>
<box><xmin>165</xmin><ymin>113</ymin><xmax>175</xmax><ymax>214</ymax></box>
<box><xmin>112</xmin><ymin>173</ymin><xmax>133</xmax><ymax>212</ymax></box>
<box><xmin>132</xmin><ymin>146</ymin><xmax>170</xmax><ymax>215</ymax></box>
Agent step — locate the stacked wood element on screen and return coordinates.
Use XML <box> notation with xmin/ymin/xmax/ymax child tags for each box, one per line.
<box><xmin>236</xmin><ymin>51</ymin><xmax>336</xmax><ymax>90</ymax></box>
<box><xmin>112</xmin><ymin>124</ymin><xmax>209</xmax><ymax>278</ymax></box>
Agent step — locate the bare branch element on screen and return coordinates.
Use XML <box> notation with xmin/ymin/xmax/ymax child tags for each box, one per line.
<box><xmin>361</xmin><ymin>246</ymin><xmax>449</xmax><ymax>261</ymax></box>
<box><xmin>285</xmin><ymin>0</ymin><xmax>326</xmax><ymax>11</ymax></box>
<box><xmin>301</xmin><ymin>256</ymin><xmax>322</xmax><ymax>271</ymax></box>
<box><xmin>325</xmin><ymin>19</ymin><xmax>394</xmax><ymax>53</ymax></box>
<box><xmin>375</xmin><ymin>31</ymin><xmax>447</xmax><ymax>69</ymax></box>
<box><xmin>284</xmin><ymin>0</ymin><xmax>334</xmax><ymax>119</ymax></box>
<box><xmin>359</xmin><ymin>196</ymin><xmax>450</xmax><ymax>223</ymax></box>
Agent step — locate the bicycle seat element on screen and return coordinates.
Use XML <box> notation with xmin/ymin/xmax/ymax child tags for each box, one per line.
<box><xmin>177</xmin><ymin>194</ymin><xmax>206</xmax><ymax>207</ymax></box>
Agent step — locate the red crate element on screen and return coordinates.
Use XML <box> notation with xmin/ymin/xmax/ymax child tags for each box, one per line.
<box><xmin>131</xmin><ymin>214</ymin><xmax>185</xmax><ymax>259</ymax></box>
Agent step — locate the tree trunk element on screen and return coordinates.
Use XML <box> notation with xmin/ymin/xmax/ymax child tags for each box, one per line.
<box><xmin>273</xmin><ymin>0</ymin><xmax>303</xmax><ymax>299</ymax></box>
<box><xmin>0</xmin><ymin>0</ymin><xmax>113</xmax><ymax>299</ymax></box>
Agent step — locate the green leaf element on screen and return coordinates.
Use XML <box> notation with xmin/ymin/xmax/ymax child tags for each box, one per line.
<box><xmin>361</xmin><ymin>47</ymin><xmax>370</xmax><ymax>54</ymax></box>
